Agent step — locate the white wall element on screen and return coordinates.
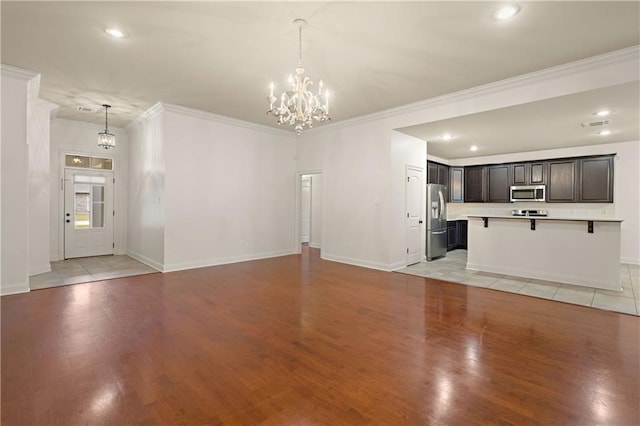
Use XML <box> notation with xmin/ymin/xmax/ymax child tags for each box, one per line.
<box><xmin>297</xmin><ymin>46</ymin><xmax>637</xmax><ymax>271</ymax></box>
<box><xmin>447</xmin><ymin>140</ymin><xmax>640</xmax><ymax>264</ymax></box>
<box><xmin>297</xmin><ymin>120</ymin><xmax>393</xmax><ymax>270</ymax></box>
<box><xmin>389</xmin><ymin>131</ymin><xmax>427</xmax><ymax>269</ymax></box>
<box><xmin>49</xmin><ymin>119</ymin><xmax>129</xmax><ymax>261</ymax></box>
<box><xmin>309</xmin><ymin>174</ymin><xmax>322</xmax><ymax>249</ymax></box>
<box><xmin>160</xmin><ymin>104</ymin><xmax>297</xmax><ymax>271</ymax></box>
<box><xmin>126</xmin><ymin>105</ymin><xmax>165</xmax><ymax>270</ymax></box>
<box><xmin>1</xmin><ymin>65</ymin><xmax>38</xmax><ymax>295</ymax></box>
<box><xmin>27</xmin><ymin>98</ymin><xmax>57</xmax><ymax>275</ymax></box>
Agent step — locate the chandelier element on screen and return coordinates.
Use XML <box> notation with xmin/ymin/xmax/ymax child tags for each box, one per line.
<box><xmin>267</xmin><ymin>18</ymin><xmax>330</xmax><ymax>135</ymax></box>
<box><xmin>97</xmin><ymin>104</ymin><xmax>115</xmax><ymax>149</ymax></box>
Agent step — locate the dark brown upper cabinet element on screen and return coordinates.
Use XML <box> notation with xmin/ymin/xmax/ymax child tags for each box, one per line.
<box><xmin>427</xmin><ymin>161</ymin><xmax>449</xmax><ymax>201</ymax></box>
<box><xmin>547</xmin><ymin>159</ymin><xmax>577</xmax><ymax>202</ymax></box>
<box><xmin>511</xmin><ymin>162</ymin><xmax>546</xmax><ymax>185</ymax></box>
<box><xmin>529</xmin><ymin>162</ymin><xmax>546</xmax><ymax>184</ymax></box>
<box><xmin>487</xmin><ymin>164</ymin><xmax>510</xmax><ymax>203</ymax></box>
<box><xmin>464</xmin><ymin>166</ymin><xmax>486</xmax><ymax>202</ymax></box>
<box><xmin>427</xmin><ymin>161</ymin><xmax>438</xmax><ymax>184</ymax></box>
<box><xmin>449</xmin><ymin>167</ymin><xmax>464</xmax><ymax>203</ymax></box>
<box><xmin>578</xmin><ymin>155</ymin><xmax>614</xmax><ymax>203</ymax></box>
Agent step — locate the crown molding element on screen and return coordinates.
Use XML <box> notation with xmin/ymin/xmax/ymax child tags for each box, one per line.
<box><xmin>160</xmin><ymin>102</ymin><xmax>295</xmax><ymax>138</ymax></box>
<box><xmin>126</xmin><ymin>101</ymin><xmax>164</xmax><ymax>129</ymax></box>
<box><xmin>0</xmin><ymin>63</ymin><xmax>39</xmax><ymax>81</ymax></box>
<box><xmin>26</xmin><ymin>74</ymin><xmax>41</xmax><ymax>99</ymax></box>
<box><xmin>304</xmin><ymin>45</ymin><xmax>640</xmax><ymax>136</ymax></box>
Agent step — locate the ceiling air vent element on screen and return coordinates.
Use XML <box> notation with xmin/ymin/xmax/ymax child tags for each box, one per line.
<box><xmin>581</xmin><ymin>119</ymin><xmax>610</xmax><ymax>128</ymax></box>
<box><xmin>75</xmin><ymin>106</ymin><xmax>97</xmax><ymax>113</ymax></box>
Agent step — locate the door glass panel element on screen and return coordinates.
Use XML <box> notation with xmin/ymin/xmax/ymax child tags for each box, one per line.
<box><xmin>91</xmin><ymin>185</ymin><xmax>105</xmax><ymax>228</ymax></box>
<box><xmin>73</xmin><ymin>182</ymin><xmax>106</xmax><ymax>229</ymax></box>
<box><xmin>65</xmin><ymin>155</ymin><xmax>90</xmax><ymax>168</ymax></box>
<box><xmin>74</xmin><ymin>183</ymin><xmax>91</xmax><ymax>229</ymax></box>
<box><xmin>92</xmin><ymin>200</ymin><xmax>104</xmax><ymax>228</ymax></box>
<box><xmin>66</xmin><ymin>155</ymin><xmax>113</xmax><ymax>170</ymax></box>
<box><xmin>92</xmin><ymin>185</ymin><xmax>104</xmax><ymax>202</ymax></box>
<box><xmin>91</xmin><ymin>157</ymin><xmax>113</xmax><ymax>170</ymax></box>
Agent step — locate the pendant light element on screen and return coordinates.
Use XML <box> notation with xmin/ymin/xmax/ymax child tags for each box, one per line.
<box><xmin>267</xmin><ymin>18</ymin><xmax>330</xmax><ymax>135</ymax></box>
<box><xmin>97</xmin><ymin>104</ymin><xmax>116</xmax><ymax>149</ymax></box>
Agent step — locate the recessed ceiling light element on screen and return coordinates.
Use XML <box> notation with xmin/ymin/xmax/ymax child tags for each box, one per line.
<box><xmin>470</xmin><ymin>145</ymin><xmax>478</xmax><ymax>151</ymax></box>
<box><xmin>104</xmin><ymin>27</ymin><xmax>128</xmax><ymax>38</ymax></box>
<box><xmin>598</xmin><ymin>130</ymin><xmax>611</xmax><ymax>136</ymax></box>
<box><xmin>441</xmin><ymin>133</ymin><xmax>454</xmax><ymax>140</ymax></box>
<box><xmin>595</xmin><ymin>110</ymin><xmax>613</xmax><ymax>117</ymax></box>
<box><xmin>493</xmin><ymin>4</ymin><xmax>520</xmax><ymax>21</ymax></box>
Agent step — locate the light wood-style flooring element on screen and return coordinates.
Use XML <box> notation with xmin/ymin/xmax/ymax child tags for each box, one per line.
<box><xmin>2</xmin><ymin>247</ymin><xmax>638</xmax><ymax>425</ymax></box>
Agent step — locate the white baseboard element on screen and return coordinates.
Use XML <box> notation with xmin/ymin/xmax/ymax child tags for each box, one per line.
<box><xmin>162</xmin><ymin>249</ymin><xmax>297</xmax><ymax>273</ymax></box>
<box><xmin>29</xmin><ymin>262</ymin><xmax>51</xmax><ymax>277</ymax></box>
<box><xmin>1</xmin><ymin>281</ymin><xmax>31</xmax><ymax>296</ymax></box>
<box><xmin>620</xmin><ymin>256</ymin><xmax>640</xmax><ymax>265</ymax></box>
<box><xmin>309</xmin><ymin>242</ymin><xmax>321</xmax><ymax>249</ymax></box>
<box><xmin>126</xmin><ymin>250</ymin><xmax>164</xmax><ymax>272</ymax></box>
<box><xmin>321</xmin><ymin>253</ymin><xmax>393</xmax><ymax>272</ymax></box>
<box><xmin>466</xmin><ymin>262</ymin><xmax>621</xmax><ymax>291</ymax></box>
<box><xmin>389</xmin><ymin>261</ymin><xmax>409</xmax><ymax>271</ymax></box>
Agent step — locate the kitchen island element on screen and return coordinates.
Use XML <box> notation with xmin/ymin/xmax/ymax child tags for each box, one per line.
<box><xmin>466</xmin><ymin>215</ymin><xmax>623</xmax><ymax>291</ymax></box>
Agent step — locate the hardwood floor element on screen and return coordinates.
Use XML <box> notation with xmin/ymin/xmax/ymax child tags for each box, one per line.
<box><xmin>2</xmin><ymin>247</ymin><xmax>638</xmax><ymax>425</ymax></box>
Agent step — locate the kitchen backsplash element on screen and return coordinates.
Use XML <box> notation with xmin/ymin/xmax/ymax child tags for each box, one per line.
<box><xmin>446</xmin><ymin>202</ymin><xmax>616</xmax><ymax>220</ymax></box>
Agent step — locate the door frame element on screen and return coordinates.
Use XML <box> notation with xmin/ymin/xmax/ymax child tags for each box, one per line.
<box><xmin>294</xmin><ymin>170</ymin><xmax>323</xmax><ymax>254</ymax></box>
<box><xmin>405</xmin><ymin>165</ymin><xmax>425</xmax><ymax>266</ymax></box>
<box><xmin>63</xmin><ymin>167</ymin><xmax>115</xmax><ymax>259</ymax></box>
<box><xmin>57</xmin><ymin>150</ymin><xmax>117</xmax><ymax>260</ymax></box>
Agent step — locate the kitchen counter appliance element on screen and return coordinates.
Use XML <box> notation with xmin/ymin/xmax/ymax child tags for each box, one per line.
<box><xmin>511</xmin><ymin>209</ymin><xmax>548</xmax><ymax>217</ymax></box>
<box><xmin>426</xmin><ymin>184</ymin><xmax>447</xmax><ymax>261</ymax></box>
<box><xmin>510</xmin><ymin>185</ymin><xmax>546</xmax><ymax>202</ymax></box>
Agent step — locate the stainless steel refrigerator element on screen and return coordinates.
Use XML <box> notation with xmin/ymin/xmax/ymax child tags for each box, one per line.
<box><xmin>426</xmin><ymin>184</ymin><xmax>447</xmax><ymax>261</ymax></box>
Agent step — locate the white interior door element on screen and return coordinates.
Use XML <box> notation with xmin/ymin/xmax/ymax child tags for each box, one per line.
<box><xmin>301</xmin><ymin>176</ymin><xmax>311</xmax><ymax>243</ymax></box>
<box><xmin>64</xmin><ymin>169</ymin><xmax>114</xmax><ymax>259</ymax></box>
<box><xmin>406</xmin><ymin>166</ymin><xmax>423</xmax><ymax>265</ymax></box>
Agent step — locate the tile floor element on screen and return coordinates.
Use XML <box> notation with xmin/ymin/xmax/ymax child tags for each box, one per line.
<box><xmin>398</xmin><ymin>250</ymin><xmax>640</xmax><ymax>316</ymax></box>
<box><xmin>29</xmin><ymin>255</ymin><xmax>158</xmax><ymax>290</ymax></box>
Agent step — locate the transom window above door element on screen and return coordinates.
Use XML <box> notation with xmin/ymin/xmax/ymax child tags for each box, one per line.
<box><xmin>65</xmin><ymin>154</ymin><xmax>113</xmax><ymax>170</ymax></box>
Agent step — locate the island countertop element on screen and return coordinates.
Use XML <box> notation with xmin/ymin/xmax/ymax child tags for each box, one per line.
<box><xmin>465</xmin><ymin>216</ymin><xmax>622</xmax><ymax>291</ymax></box>
<box><xmin>465</xmin><ymin>214</ymin><xmax>623</xmax><ymax>222</ymax></box>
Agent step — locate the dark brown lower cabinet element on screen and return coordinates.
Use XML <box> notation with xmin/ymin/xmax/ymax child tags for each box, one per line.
<box><xmin>447</xmin><ymin>220</ymin><xmax>468</xmax><ymax>251</ymax></box>
<box><xmin>457</xmin><ymin>221</ymin><xmax>467</xmax><ymax>249</ymax></box>
<box><xmin>447</xmin><ymin>222</ymin><xmax>458</xmax><ymax>251</ymax></box>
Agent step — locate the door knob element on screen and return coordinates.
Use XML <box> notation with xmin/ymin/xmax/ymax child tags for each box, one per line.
<box><xmin>419</xmin><ymin>220</ymin><xmax>423</xmax><ymax>224</ymax></box>
<box><xmin>66</xmin><ymin>220</ymin><xmax>70</xmax><ymax>223</ymax></box>
<box><xmin>66</xmin><ymin>213</ymin><xmax>70</xmax><ymax>217</ymax></box>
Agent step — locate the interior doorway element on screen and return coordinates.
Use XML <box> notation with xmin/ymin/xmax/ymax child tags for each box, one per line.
<box><xmin>64</xmin><ymin>168</ymin><xmax>114</xmax><ymax>259</ymax></box>
<box><xmin>299</xmin><ymin>173</ymin><xmax>322</xmax><ymax>250</ymax></box>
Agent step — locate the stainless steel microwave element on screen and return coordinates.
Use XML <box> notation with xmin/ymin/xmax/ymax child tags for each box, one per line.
<box><xmin>510</xmin><ymin>185</ymin><xmax>545</xmax><ymax>202</ymax></box>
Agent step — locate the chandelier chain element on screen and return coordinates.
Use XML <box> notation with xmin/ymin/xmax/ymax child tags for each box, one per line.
<box><xmin>298</xmin><ymin>24</ymin><xmax>303</xmax><ymax>65</ymax></box>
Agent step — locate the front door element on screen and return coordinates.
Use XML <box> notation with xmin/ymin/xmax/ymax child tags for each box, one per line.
<box><xmin>406</xmin><ymin>166</ymin><xmax>423</xmax><ymax>265</ymax></box>
<box><xmin>64</xmin><ymin>169</ymin><xmax>114</xmax><ymax>259</ymax></box>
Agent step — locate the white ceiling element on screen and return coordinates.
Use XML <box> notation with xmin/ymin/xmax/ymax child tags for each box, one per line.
<box><xmin>400</xmin><ymin>81</ymin><xmax>640</xmax><ymax>159</ymax></box>
<box><xmin>2</xmin><ymin>1</ymin><xmax>639</xmax><ymax>155</ymax></box>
